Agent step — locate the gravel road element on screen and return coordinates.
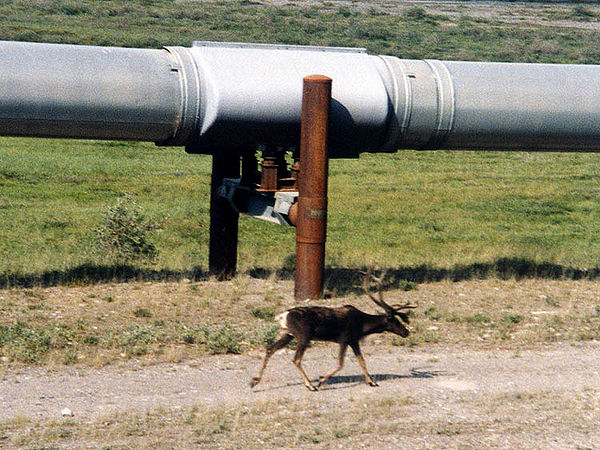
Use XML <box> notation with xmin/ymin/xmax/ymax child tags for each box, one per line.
<box><xmin>1</xmin><ymin>341</ymin><xmax>599</xmax><ymax>447</ymax></box>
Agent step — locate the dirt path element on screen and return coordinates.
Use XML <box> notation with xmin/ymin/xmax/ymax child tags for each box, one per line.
<box><xmin>2</xmin><ymin>342</ymin><xmax>599</xmax><ymax>447</ymax></box>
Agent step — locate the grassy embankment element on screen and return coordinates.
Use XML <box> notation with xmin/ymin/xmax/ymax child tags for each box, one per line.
<box><xmin>2</xmin><ymin>1</ymin><xmax>600</xmax><ymax>285</ymax></box>
<box><xmin>3</xmin><ymin>142</ymin><xmax>600</xmax><ymax>285</ymax></box>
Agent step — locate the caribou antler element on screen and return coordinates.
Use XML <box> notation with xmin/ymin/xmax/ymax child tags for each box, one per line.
<box><xmin>363</xmin><ymin>267</ymin><xmax>387</xmax><ymax>311</ymax></box>
<box><xmin>390</xmin><ymin>301</ymin><xmax>418</xmax><ymax>311</ymax></box>
<box><xmin>363</xmin><ymin>266</ymin><xmax>394</xmax><ymax>313</ymax></box>
<box><xmin>362</xmin><ymin>267</ymin><xmax>417</xmax><ymax>318</ymax></box>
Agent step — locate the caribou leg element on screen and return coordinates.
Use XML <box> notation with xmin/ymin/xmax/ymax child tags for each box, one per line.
<box><xmin>318</xmin><ymin>343</ymin><xmax>348</xmax><ymax>388</ymax></box>
<box><xmin>350</xmin><ymin>342</ymin><xmax>378</xmax><ymax>387</ymax></box>
<box><xmin>250</xmin><ymin>333</ymin><xmax>293</xmax><ymax>388</ymax></box>
<box><xmin>293</xmin><ymin>340</ymin><xmax>318</xmax><ymax>391</ymax></box>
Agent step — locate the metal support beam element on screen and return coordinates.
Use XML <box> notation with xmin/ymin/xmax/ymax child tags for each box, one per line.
<box><xmin>295</xmin><ymin>75</ymin><xmax>332</xmax><ymax>300</ymax></box>
<box><xmin>209</xmin><ymin>151</ymin><xmax>241</xmax><ymax>280</ymax></box>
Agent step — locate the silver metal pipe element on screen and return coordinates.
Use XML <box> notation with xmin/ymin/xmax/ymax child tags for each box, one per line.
<box><xmin>382</xmin><ymin>58</ymin><xmax>600</xmax><ymax>152</ymax></box>
<box><xmin>0</xmin><ymin>41</ymin><xmax>188</xmax><ymax>143</ymax></box>
<box><xmin>1</xmin><ymin>40</ymin><xmax>600</xmax><ymax>156</ymax></box>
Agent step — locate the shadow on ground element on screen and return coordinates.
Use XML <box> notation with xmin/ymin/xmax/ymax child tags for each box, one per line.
<box><xmin>322</xmin><ymin>367</ymin><xmax>444</xmax><ymax>388</ymax></box>
<box><xmin>2</xmin><ymin>257</ymin><xmax>600</xmax><ymax>291</ymax></box>
<box><xmin>0</xmin><ymin>263</ymin><xmax>209</xmax><ymax>289</ymax></box>
<box><xmin>253</xmin><ymin>367</ymin><xmax>444</xmax><ymax>392</ymax></box>
<box><xmin>254</xmin><ymin>257</ymin><xmax>600</xmax><ymax>295</ymax></box>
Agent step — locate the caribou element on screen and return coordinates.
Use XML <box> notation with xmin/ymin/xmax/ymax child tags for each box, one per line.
<box><xmin>250</xmin><ymin>269</ymin><xmax>417</xmax><ymax>391</ymax></box>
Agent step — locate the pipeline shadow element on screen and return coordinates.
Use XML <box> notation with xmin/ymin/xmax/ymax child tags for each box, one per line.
<box><xmin>2</xmin><ymin>257</ymin><xmax>599</xmax><ymax>290</ymax></box>
<box><xmin>0</xmin><ymin>263</ymin><xmax>209</xmax><ymax>289</ymax></box>
<box><xmin>323</xmin><ymin>259</ymin><xmax>600</xmax><ymax>296</ymax></box>
<box><xmin>250</xmin><ymin>257</ymin><xmax>600</xmax><ymax>296</ymax></box>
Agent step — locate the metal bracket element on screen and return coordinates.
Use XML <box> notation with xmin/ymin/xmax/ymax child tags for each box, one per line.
<box><xmin>218</xmin><ymin>178</ymin><xmax>298</xmax><ymax>226</ymax></box>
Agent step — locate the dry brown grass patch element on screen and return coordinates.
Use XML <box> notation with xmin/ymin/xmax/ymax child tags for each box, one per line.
<box><xmin>1</xmin><ymin>278</ymin><xmax>599</xmax><ymax>368</ymax></box>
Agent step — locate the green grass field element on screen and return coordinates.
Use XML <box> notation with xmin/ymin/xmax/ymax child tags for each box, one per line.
<box><xmin>3</xmin><ymin>139</ymin><xmax>600</xmax><ymax>287</ymax></box>
<box><xmin>2</xmin><ymin>0</ymin><xmax>600</xmax><ymax>286</ymax></box>
<box><xmin>1</xmin><ymin>0</ymin><xmax>600</xmax><ymax>63</ymax></box>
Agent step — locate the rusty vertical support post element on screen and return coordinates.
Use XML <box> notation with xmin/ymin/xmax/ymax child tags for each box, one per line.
<box><xmin>295</xmin><ymin>75</ymin><xmax>332</xmax><ymax>300</ymax></box>
<box><xmin>209</xmin><ymin>151</ymin><xmax>241</xmax><ymax>280</ymax></box>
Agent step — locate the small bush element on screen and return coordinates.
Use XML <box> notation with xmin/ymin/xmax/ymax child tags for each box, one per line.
<box><xmin>119</xmin><ymin>324</ymin><xmax>157</xmax><ymax>356</ymax></box>
<box><xmin>63</xmin><ymin>351</ymin><xmax>78</xmax><ymax>365</ymax></box>
<box><xmin>183</xmin><ymin>332</ymin><xmax>196</xmax><ymax>344</ymax></box>
<box><xmin>201</xmin><ymin>324</ymin><xmax>244</xmax><ymax>355</ymax></box>
<box><xmin>251</xmin><ymin>307</ymin><xmax>275</xmax><ymax>321</ymax></box>
<box><xmin>133</xmin><ymin>308</ymin><xmax>152</xmax><ymax>318</ymax></box>
<box><xmin>500</xmin><ymin>313</ymin><xmax>524</xmax><ymax>325</ymax></box>
<box><xmin>392</xmin><ymin>335</ymin><xmax>416</xmax><ymax>347</ymax></box>
<box><xmin>333</xmin><ymin>429</ymin><xmax>350</xmax><ymax>439</ymax></box>
<box><xmin>83</xmin><ymin>335</ymin><xmax>100</xmax><ymax>345</ymax></box>
<box><xmin>464</xmin><ymin>313</ymin><xmax>492</xmax><ymax>325</ymax></box>
<box><xmin>257</xmin><ymin>323</ymin><xmax>280</xmax><ymax>347</ymax></box>
<box><xmin>0</xmin><ymin>322</ymin><xmax>51</xmax><ymax>363</ymax></box>
<box><xmin>424</xmin><ymin>306</ymin><xmax>442</xmax><ymax>321</ymax></box>
<box><xmin>398</xmin><ymin>280</ymin><xmax>418</xmax><ymax>291</ymax></box>
<box><xmin>95</xmin><ymin>193</ymin><xmax>158</xmax><ymax>264</ymax></box>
